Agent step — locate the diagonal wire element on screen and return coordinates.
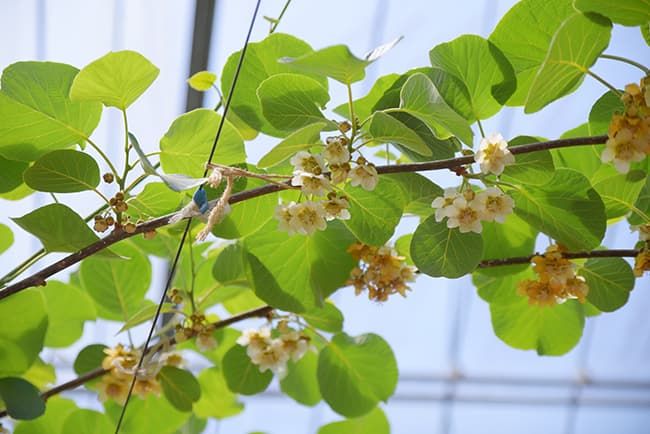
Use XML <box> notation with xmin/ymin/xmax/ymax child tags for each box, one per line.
<box><xmin>113</xmin><ymin>1</ymin><xmax>262</xmax><ymax>431</ymax></box>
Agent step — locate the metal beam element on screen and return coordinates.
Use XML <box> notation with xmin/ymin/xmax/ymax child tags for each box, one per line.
<box><xmin>185</xmin><ymin>0</ymin><xmax>217</xmax><ymax>111</ymax></box>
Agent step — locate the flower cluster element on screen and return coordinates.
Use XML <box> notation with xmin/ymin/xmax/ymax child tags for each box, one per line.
<box><xmin>275</xmin><ymin>132</ymin><xmax>379</xmax><ymax>236</ymax></box>
<box><xmin>174</xmin><ymin>312</ymin><xmax>217</xmax><ymax>352</ymax></box>
<box><xmin>346</xmin><ymin>243</ymin><xmax>416</xmax><ymax>302</ymax></box>
<box><xmin>634</xmin><ymin>247</ymin><xmax>650</xmax><ymax>277</ymax></box>
<box><xmin>474</xmin><ymin>133</ymin><xmax>515</xmax><ymax>176</ymax></box>
<box><xmin>236</xmin><ymin>322</ymin><xmax>310</xmax><ymax>377</ymax></box>
<box><xmin>517</xmin><ymin>244</ymin><xmax>589</xmax><ymax>307</ymax></box>
<box><xmin>602</xmin><ymin>77</ymin><xmax>650</xmax><ymax>173</ymax></box>
<box><xmin>432</xmin><ymin>187</ymin><xmax>514</xmax><ymax>234</ymax></box>
<box><xmin>98</xmin><ymin>344</ymin><xmax>183</xmax><ymax>404</ymax></box>
<box><xmin>93</xmin><ymin>191</ymin><xmax>140</xmax><ymax>234</ymax></box>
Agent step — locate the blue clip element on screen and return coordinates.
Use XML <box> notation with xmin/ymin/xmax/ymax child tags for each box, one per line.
<box><xmin>193</xmin><ymin>188</ymin><xmax>209</xmax><ymax>214</ymax></box>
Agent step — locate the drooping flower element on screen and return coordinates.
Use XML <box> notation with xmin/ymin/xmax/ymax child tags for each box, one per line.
<box><xmin>632</xmin><ymin>223</ymin><xmax>650</xmax><ymax>242</ymax></box>
<box><xmin>291</xmin><ymin>171</ymin><xmax>331</xmax><ymax>196</ymax></box>
<box><xmin>290</xmin><ymin>151</ymin><xmax>325</xmax><ymax>175</ymax></box>
<box><xmin>349</xmin><ymin>158</ymin><xmax>379</xmax><ymax>191</ymax></box>
<box><xmin>324</xmin><ymin>136</ymin><xmax>351</xmax><ymax>165</ymax></box>
<box><xmin>98</xmin><ymin>375</ymin><xmax>130</xmax><ymax>405</ymax></box>
<box><xmin>445</xmin><ymin>196</ymin><xmax>483</xmax><ymax>234</ymax></box>
<box><xmin>280</xmin><ymin>331</ymin><xmax>310</xmax><ymax>362</ymax></box>
<box><xmin>431</xmin><ymin>188</ymin><xmax>461</xmax><ymax>222</ymax></box>
<box><xmin>329</xmin><ymin>163</ymin><xmax>351</xmax><ymax>184</ymax></box>
<box><xmin>323</xmin><ymin>194</ymin><xmax>351</xmax><ymax>221</ymax></box>
<box><xmin>634</xmin><ymin>248</ymin><xmax>650</xmax><ymax>277</ymax></box>
<box><xmin>474</xmin><ymin>187</ymin><xmax>515</xmax><ymax>223</ymax></box>
<box><xmin>475</xmin><ymin>133</ymin><xmax>515</xmax><ymax>175</ymax></box>
<box><xmin>289</xmin><ymin>201</ymin><xmax>328</xmax><ymax>235</ymax></box>
<box><xmin>133</xmin><ymin>376</ymin><xmax>162</xmax><ymax>399</ymax></box>
<box><xmin>601</xmin><ymin>123</ymin><xmax>646</xmax><ymax>174</ymax></box>
<box><xmin>531</xmin><ymin>244</ymin><xmax>576</xmax><ymax>288</ymax></box>
<box><xmin>196</xmin><ymin>331</ymin><xmax>217</xmax><ymax>352</ymax></box>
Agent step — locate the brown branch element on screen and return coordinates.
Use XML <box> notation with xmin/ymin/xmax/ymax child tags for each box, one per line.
<box><xmin>0</xmin><ymin>305</ymin><xmax>274</xmax><ymax>418</ymax></box>
<box><xmin>479</xmin><ymin>249</ymin><xmax>640</xmax><ymax>268</ymax></box>
<box><xmin>0</xmin><ymin>135</ymin><xmax>608</xmax><ymax>301</ymax></box>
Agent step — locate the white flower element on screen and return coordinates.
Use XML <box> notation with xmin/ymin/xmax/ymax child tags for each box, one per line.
<box><xmin>290</xmin><ymin>201</ymin><xmax>328</xmax><ymax>235</ymax></box>
<box><xmin>329</xmin><ymin>164</ymin><xmax>350</xmax><ymax>184</ymax></box>
<box><xmin>275</xmin><ymin>202</ymin><xmax>296</xmax><ymax>234</ymax></box>
<box><xmin>445</xmin><ymin>196</ymin><xmax>483</xmax><ymax>233</ymax></box>
<box><xmin>323</xmin><ymin>196</ymin><xmax>351</xmax><ymax>221</ymax></box>
<box><xmin>349</xmin><ymin>162</ymin><xmax>379</xmax><ymax>191</ymax></box>
<box><xmin>291</xmin><ymin>171</ymin><xmax>331</xmax><ymax>196</ymax></box>
<box><xmin>236</xmin><ymin>327</ymin><xmax>271</xmax><ymax>347</ymax></box>
<box><xmin>290</xmin><ymin>151</ymin><xmax>325</xmax><ymax>175</ymax></box>
<box><xmin>280</xmin><ymin>331</ymin><xmax>309</xmax><ymax>362</ymax></box>
<box><xmin>601</xmin><ymin>132</ymin><xmax>645</xmax><ymax>174</ymax></box>
<box><xmin>632</xmin><ymin>224</ymin><xmax>650</xmax><ymax>242</ymax></box>
<box><xmin>475</xmin><ymin>133</ymin><xmax>515</xmax><ymax>176</ymax></box>
<box><xmin>250</xmin><ymin>339</ymin><xmax>290</xmax><ymax>377</ymax></box>
<box><xmin>323</xmin><ymin>138</ymin><xmax>350</xmax><ymax>165</ymax></box>
<box><xmin>196</xmin><ymin>332</ymin><xmax>217</xmax><ymax>352</ymax></box>
<box><xmin>474</xmin><ymin>187</ymin><xmax>514</xmax><ymax>223</ymax></box>
<box><xmin>431</xmin><ymin>188</ymin><xmax>461</xmax><ymax>222</ymax></box>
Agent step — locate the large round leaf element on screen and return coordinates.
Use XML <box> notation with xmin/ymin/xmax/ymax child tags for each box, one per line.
<box><xmin>13</xmin><ymin>397</ymin><xmax>77</xmax><ymax>434</ymax></box>
<box><xmin>193</xmin><ymin>368</ymin><xmax>243</xmax><ymax>419</ymax></box>
<box><xmin>317</xmin><ymin>333</ymin><xmax>397</xmax><ymax>418</ymax></box>
<box><xmin>411</xmin><ymin>215</ymin><xmax>483</xmax><ymax>279</ymax></box>
<box><xmin>23</xmin><ymin>150</ymin><xmax>100</xmax><ymax>193</ymax></box>
<box><xmin>41</xmin><ymin>281</ymin><xmax>96</xmax><ymax>347</ymax></box>
<box><xmin>61</xmin><ymin>409</ymin><xmax>112</xmax><ymax>434</ymax></box>
<box><xmin>222</xmin><ymin>345</ymin><xmax>273</xmax><ymax>395</ymax></box>
<box><xmin>579</xmin><ymin>258</ymin><xmax>635</xmax><ymax>312</ymax></box>
<box><xmin>574</xmin><ymin>0</ymin><xmax>650</xmax><ymax>26</ymax></box>
<box><xmin>280</xmin><ymin>351</ymin><xmax>321</xmax><ymax>406</ymax></box>
<box><xmin>318</xmin><ymin>407</ymin><xmax>390</xmax><ymax>434</ymax></box>
<box><xmin>0</xmin><ymin>377</ymin><xmax>45</xmax><ymax>420</ymax></box>
<box><xmin>70</xmin><ymin>50</ymin><xmax>159</xmax><ymax>109</ymax></box>
<box><xmin>159</xmin><ymin>366</ymin><xmax>201</xmax><ymax>412</ymax></box>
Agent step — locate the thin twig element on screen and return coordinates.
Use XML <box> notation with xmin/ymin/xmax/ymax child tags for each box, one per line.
<box><xmin>478</xmin><ymin>249</ymin><xmax>639</xmax><ymax>268</ymax></box>
<box><xmin>0</xmin><ymin>135</ymin><xmax>609</xmax><ymax>300</ymax></box>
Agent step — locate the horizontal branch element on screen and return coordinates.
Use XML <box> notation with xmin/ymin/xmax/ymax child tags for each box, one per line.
<box><xmin>0</xmin><ymin>135</ymin><xmax>608</xmax><ymax>301</ymax></box>
<box><xmin>0</xmin><ymin>305</ymin><xmax>274</xmax><ymax>419</ymax></box>
<box><xmin>478</xmin><ymin>249</ymin><xmax>639</xmax><ymax>268</ymax></box>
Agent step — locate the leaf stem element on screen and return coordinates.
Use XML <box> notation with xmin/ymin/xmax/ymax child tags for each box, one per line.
<box><xmin>120</xmin><ymin>109</ymin><xmax>131</xmax><ymax>192</ymax></box>
<box><xmin>476</xmin><ymin>119</ymin><xmax>486</xmax><ymax>139</ymax></box>
<box><xmin>269</xmin><ymin>0</ymin><xmax>292</xmax><ymax>33</ymax></box>
<box><xmin>86</xmin><ymin>138</ymin><xmax>120</xmax><ymax>182</ymax></box>
<box><xmin>0</xmin><ymin>250</ymin><xmax>47</xmax><ymax>288</ymax></box>
<box><xmin>346</xmin><ymin>83</ymin><xmax>357</xmax><ymax>143</ymax></box>
<box><xmin>187</xmin><ymin>230</ymin><xmax>197</xmax><ymax>313</ymax></box>
<box><xmin>599</xmin><ymin>54</ymin><xmax>650</xmax><ymax>75</ymax></box>
<box><xmin>585</xmin><ymin>69</ymin><xmax>622</xmax><ymax>96</ymax></box>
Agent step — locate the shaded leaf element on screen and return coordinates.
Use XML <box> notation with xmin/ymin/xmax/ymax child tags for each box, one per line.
<box><xmin>280</xmin><ymin>351</ymin><xmax>321</xmax><ymax>406</ymax></box>
<box><xmin>222</xmin><ymin>345</ymin><xmax>273</xmax><ymax>395</ymax></box>
<box><xmin>24</xmin><ymin>150</ymin><xmax>99</xmax><ymax>193</ymax></box>
<box><xmin>579</xmin><ymin>258</ymin><xmax>635</xmax><ymax>312</ymax></box>
<box><xmin>367</xmin><ymin>111</ymin><xmax>432</xmax><ymax>156</ymax></box>
<box><xmin>41</xmin><ymin>281</ymin><xmax>96</xmax><ymax>348</ymax></box>
<box><xmin>159</xmin><ymin>366</ymin><xmax>201</xmax><ymax>412</ymax></box>
<box><xmin>257</xmin><ymin>122</ymin><xmax>325</xmax><ymax>168</ymax></box>
<box><xmin>0</xmin><ymin>377</ymin><xmax>45</xmax><ymax>420</ymax></box>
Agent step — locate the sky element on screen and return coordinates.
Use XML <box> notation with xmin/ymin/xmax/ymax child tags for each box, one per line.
<box><xmin>1</xmin><ymin>1</ymin><xmax>650</xmax><ymax>433</ymax></box>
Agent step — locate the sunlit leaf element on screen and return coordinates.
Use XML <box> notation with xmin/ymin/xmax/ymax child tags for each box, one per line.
<box><xmin>500</xmin><ymin>136</ymin><xmax>555</xmax><ymax>186</ymax></box>
<box><xmin>302</xmin><ymin>302</ymin><xmax>344</xmax><ymax>333</ymax></box>
<box><xmin>127</xmin><ymin>182</ymin><xmax>183</xmax><ymax>218</ymax></box>
<box><xmin>367</xmin><ymin>111</ymin><xmax>432</xmax><ymax>156</ymax></box>
<box><xmin>318</xmin><ymin>407</ymin><xmax>390</xmax><ymax>434</ymax></box>
<box><xmin>574</xmin><ymin>0</ymin><xmax>650</xmax><ymax>26</ymax></box>
<box><xmin>61</xmin><ymin>409</ymin><xmax>113</xmax><ymax>434</ymax></box>
<box><xmin>105</xmin><ymin>395</ymin><xmax>189</xmax><ymax>434</ymax></box>
<box><xmin>41</xmin><ymin>281</ymin><xmax>96</xmax><ymax>347</ymax></box>
<box><xmin>280</xmin><ymin>351</ymin><xmax>321</xmax><ymax>406</ymax></box>
<box><xmin>257</xmin><ymin>122</ymin><xmax>325</xmax><ymax>168</ymax></box>
<box><xmin>0</xmin><ymin>223</ymin><xmax>13</xmax><ymax>255</ymax></box>
<box><xmin>480</xmin><ymin>213</ymin><xmax>537</xmax><ymax>277</ymax></box>
<box><xmin>187</xmin><ymin>71</ymin><xmax>217</xmax><ymax>91</ymax></box>
<box><xmin>193</xmin><ymin>367</ymin><xmax>243</xmax><ymax>419</ymax></box>
<box><xmin>333</xmin><ymin>73</ymin><xmax>400</xmax><ymax>120</ymax></box>
<box><xmin>73</xmin><ymin>344</ymin><xmax>107</xmax><ymax>376</ymax></box>
<box><xmin>13</xmin><ymin>397</ymin><xmax>77</xmax><ymax>434</ymax></box>
<box><xmin>579</xmin><ymin>258</ymin><xmax>635</xmax><ymax>312</ymax></box>
<box><xmin>590</xmin><ymin>167</ymin><xmax>646</xmax><ymax>219</ymax></box>
<box><xmin>222</xmin><ymin>344</ymin><xmax>273</xmax><ymax>395</ymax></box>
<box><xmin>159</xmin><ymin>366</ymin><xmax>201</xmax><ymax>412</ymax></box>
<box><xmin>24</xmin><ymin>150</ymin><xmax>100</xmax><ymax>193</ymax></box>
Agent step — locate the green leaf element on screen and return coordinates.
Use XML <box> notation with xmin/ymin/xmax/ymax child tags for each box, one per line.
<box><xmin>159</xmin><ymin>367</ymin><xmax>201</xmax><ymax>412</ymax></box>
<box><xmin>511</xmin><ymin>169</ymin><xmax>606</xmax><ymax>250</ymax></box>
<box><xmin>491</xmin><ymin>296</ymin><xmax>584</xmax><ymax>356</ymax></box>
<box><xmin>343</xmin><ymin>177</ymin><xmax>405</xmax><ymax>245</ymax></box>
<box><xmin>257</xmin><ymin>73</ymin><xmax>335</xmax><ymax>133</ymax></box>
<box><xmin>385</xmin><ymin>172</ymin><xmax>443</xmax><ymax>218</ymax></box>
<box><xmin>41</xmin><ymin>281</ymin><xmax>96</xmax><ymax>347</ymax></box>
<box><xmin>480</xmin><ymin>213</ymin><xmax>537</xmax><ymax>277</ymax></box>
<box><xmin>385</xmin><ymin>111</ymin><xmax>459</xmax><ymax>162</ymax></box>
<box><xmin>13</xmin><ymin>397</ymin><xmax>77</xmax><ymax>434</ymax></box>
<box><xmin>574</xmin><ymin>0</ymin><xmax>650</xmax><ymax>26</ymax></box>
<box><xmin>0</xmin><ymin>377</ymin><xmax>45</xmax><ymax>420</ymax></box>
<box><xmin>0</xmin><ymin>62</ymin><xmax>102</xmax><ymax>161</ymax></box>
<box><xmin>73</xmin><ymin>344</ymin><xmax>107</xmax><ymax>376</ymax></box>
<box><xmin>367</xmin><ymin>111</ymin><xmax>432</xmax><ymax>156</ymax></box>
<box><xmin>257</xmin><ymin>122</ymin><xmax>325</xmax><ymax>168</ymax></box>
<box><xmin>222</xmin><ymin>344</ymin><xmax>273</xmax><ymax>395</ymax></box>
<box><xmin>118</xmin><ymin>302</ymin><xmax>175</xmax><ymax>334</ymax></box>
<box><xmin>318</xmin><ymin>407</ymin><xmax>390</xmax><ymax>434</ymax></box>
<box><xmin>429</xmin><ymin>34</ymin><xmax>516</xmax><ymax>119</ymax></box>
<box><xmin>490</xmin><ymin>0</ymin><xmax>607</xmax><ymax>108</ymax></box>
<box><xmin>588</xmin><ymin>91</ymin><xmax>624</xmax><ymax>135</ymax></box>
<box><xmin>193</xmin><ymin>368</ymin><xmax>243</xmax><ymax>419</ymax></box>
<box><xmin>21</xmin><ymin>358</ymin><xmax>55</xmax><ymax>390</ymax></box>
<box><xmin>0</xmin><ymin>289</ymin><xmax>48</xmax><ymax>376</ymax></box>
<box><xmin>280</xmin><ymin>38</ymin><xmax>402</xmax><ymax>84</ymax></box>
<box><xmin>187</xmin><ymin>71</ymin><xmax>217</xmax><ymax>91</ymax></box>
<box><xmin>0</xmin><ymin>156</ymin><xmax>28</xmax><ymax>193</ymax></box>
<box><xmin>318</xmin><ymin>333</ymin><xmax>397</xmax><ymax>418</ymax></box>
<box><xmin>473</xmin><ymin>268</ymin><xmax>535</xmax><ymax>304</ymax></box>
<box><xmin>79</xmin><ymin>242</ymin><xmax>151</xmax><ymax>321</ymax></box>
<box><xmin>500</xmin><ymin>136</ymin><xmax>555</xmax><ymax>186</ymax></box>
<box><xmin>11</xmin><ymin>204</ymin><xmax>113</xmax><ymax>256</ymax></box>
<box><xmin>579</xmin><ymin>258</ymin><xmax>635</xmax><ymax>312</ymax></box>
<box><xmin>70</xmin><ymin>50</ymin><xmax>159</xmax><ymax>109</ymax></box>
<box><xmin>62</xmin><ymin>409</ymin><xmax>113</xmax><ymax>434</ymax></box>
<box><xmin>629</xmin><ymin>175</ymin><xmax>650</xmax><ymax>225</ymax></box>
<box><xmin>244</xmin><ymin>220</ymin><xmax>356</xmax><ymax>312</ymax></box>
<box><xmin>127</xmin><ymin>182</ymin><xmax>183</xmax><ymax>219</ymax></box>
<box><xmin>591</xmin><ymin>167</ymin><xmax>646</xmax><ymax>219</ymax></box>
<box><xmin>160</xmin><ymin>108</ymin><xmax>245</xmax><ymax>178</ymax></box>
<box><xmin>0</xmin><ymin>223</ymin><xmax>13</xmax><ymax>254</ymax></box>
<box><xmin>302</xmin><ymin>302</ymin><xmax>344</xmax><ymax>333</ymax></box>
<box><xmin>333</xmin><ymin>73</ymin><xmax>400</xmax><ymax>120</ymax></box>
<box><xmin>221</xmin><ymin>33</ymin><xmax>327</xmax><ymax>137</ymax></box>
<box><xmin>395</xmin><ymin>233</ymin><xmax>414</xmax><ymax>265</ymax></box>
<box><xmin>23</xmin><ymin>150</ymin><xmax>100</xmax><ymax>193</ymax></box>
<box><xmin>398</xmin><ymin>73</ymin><xmax>474</xmax><ymax>145</ymax></box>
<box><xmin>212</xmin><ymin>243</ymin><xmax>248</xmax><ymax>284</ymax></box>
<box><xmin>524</xmin><ymin>12</ymin><xmax>612</xmax><ymax>112</ymax></box>
<box><xmin>105</xmin><ymin>395</ymin><xmax>189</xmax><ymax>434</ymax></box>
<box><xmin>642</xmin><ymin>22</ymin><xmax>650</xmax><ymax>46</ymax></box>
<box><xmin>280</xmin><ymin>351</ymin><xmax>321</xmax><ymax>406</ymax></box>
<box><xmin>411</xmin><ymin>215</ymin><xmax>484</xmax><ymax>279</ymax></box>
<box><xmin>551</xmin><ymin>141</ymin><xmax>604</xmax><ymax>180</ymax></box>
<box><xmin>174</xmin><ymin>416</ymin><xmax>207</xmax><ymax>434</ymax></box>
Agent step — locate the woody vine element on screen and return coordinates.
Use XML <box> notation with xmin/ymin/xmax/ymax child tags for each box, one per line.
<box><xmin>0</xmin><ymin>0</ymin><xmax>649</xmax><ymax>432</ymax></box>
